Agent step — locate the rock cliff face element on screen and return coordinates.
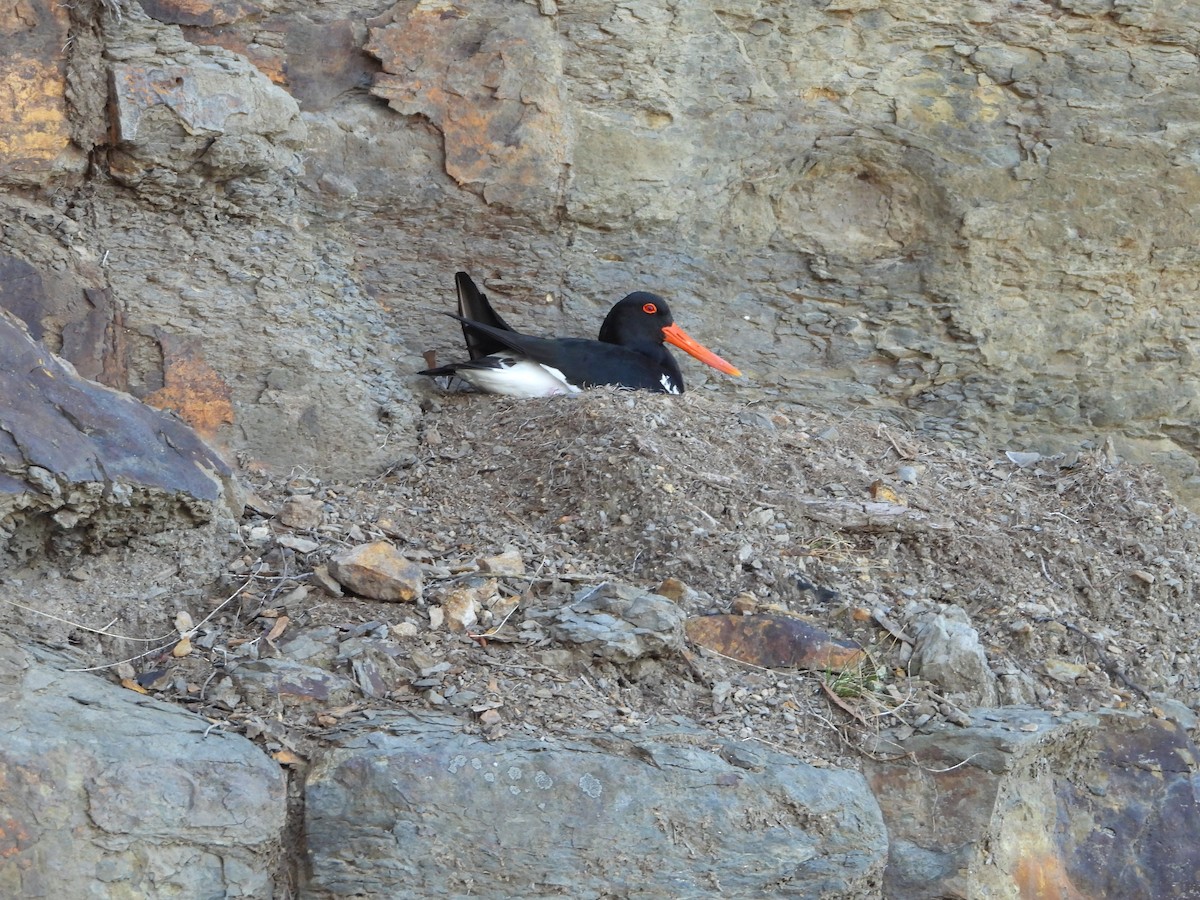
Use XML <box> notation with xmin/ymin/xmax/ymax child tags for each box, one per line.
<box><xmin>4</xmin><ymin>6</ymin><xmax>1200</xmax><ymax>895</ymax></box>
<box><xmin>1</xmin><ymin>0</ymin><xmax>1199</xmax><ymax>499</ymax></box>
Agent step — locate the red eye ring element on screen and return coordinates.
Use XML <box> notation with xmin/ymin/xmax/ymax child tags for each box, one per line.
<box><xmin>642</xmin><ymin>302</ymin><xmax>657</xmax><ymax>315</ymax></box>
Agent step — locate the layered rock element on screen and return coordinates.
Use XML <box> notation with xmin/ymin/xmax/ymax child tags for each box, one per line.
<box><xmin>0</xmin><ymin>635</ymin><xmax>287</xmax><ymax>898</ymax></box>
<box><xmin>1</xmin><ymin>0</ymin><xmax>1197</xmax><ymax>497</ymax></box>
<box><xmin>0</xmin><ymin>309</ymin><xmax>236</xmax><ymax>558</ymax></box>
<box><xmin>305</xmin><ymin>713</ymin><xmax>888</xmax><ymax>898</ymax></box>
<box><xmin>866</xmin><ymin>707</ymin><xmax>1200</xmax><ymax>899</ymax></box>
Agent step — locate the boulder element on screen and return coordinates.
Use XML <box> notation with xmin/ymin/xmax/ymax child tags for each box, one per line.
<box><xmin>0</xmin><ymin>310</ymin><xmax>238</xmax><ymax>559</ymax></box>
<box><xmin>305</xmin><ymin>712</ymin><xmax>887</xmax><ymax>898</ymax></box>
<box><xmin>0</xmin><ymin>634</ymin><xmax>286</xmax><ymax>898</ymax></box>
<box><xmin>865</xmin><ymin>706</ymin><xmax>1200</xmax><ymax>899</ymax></box>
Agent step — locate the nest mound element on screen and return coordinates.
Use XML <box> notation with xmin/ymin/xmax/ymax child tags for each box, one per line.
<box><xmin>395</xmin><ymin>389</ymin><xmax>1199</xmax><ymax>708</ymax></box>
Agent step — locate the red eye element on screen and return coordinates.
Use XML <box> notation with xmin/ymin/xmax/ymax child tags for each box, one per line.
<box><xmin>642</xmin><ymin>302</ymin><xmax>657</xmax><ymax>315</ymax></box>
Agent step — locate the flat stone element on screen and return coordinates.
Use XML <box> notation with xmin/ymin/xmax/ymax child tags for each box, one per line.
<box><xmin>277</xmin><ymin>533</ymin><xmax>320</xmax><ymax>553</ymax></box>
<box><xmin>0</xmin><ymin>310</ymin><xmax>237</xmax><ymax>557</ymax></box>
<box><xmin>305</xmin><ymin>713</ymin><xmax>887</xmax><ymax>897</ymax></box>
<box><xmin>685</xmin><ymin>613</ymin><xmax>865</xmax><ymax>672</ymax></box>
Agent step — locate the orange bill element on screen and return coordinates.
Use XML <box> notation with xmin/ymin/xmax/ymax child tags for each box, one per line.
<box><xmin>662</xmin><ymin>323</ymin><xmax>742</xmax><ymax>377</ymax></box>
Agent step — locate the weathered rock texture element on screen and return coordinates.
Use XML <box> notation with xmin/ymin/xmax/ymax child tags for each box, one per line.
<box><xmin>866</xmin><ymin>707</ymin><xmax>1200</xmax><ymax>899</ymax></box>
<box><xmin>542</xmin><ymin>581</ymin><xmax>687</xmax><ymax>663</ymax></box>
<box><xmin>1</xmin><ymin>0</ymin><xmax>1199</xmax><ymax>499</ymax></box>
<box><xmin>305</xmin><ymin>713</ymin><xmax>888</xmax><ymax>898</ymax></box>
<box><xmin>0</xmin><ymin>634</ymin><xmax>287</xmax><ymax>898</ymax></box>
<box><xmin>3</xmin><ymin>619</ymin><xmax>1198</xmax><ymax>900</ymax></box>
<box><xmin>0</xmin><ymin>309</ymin><xmax>237</xmax><ymax>559</ymax></box>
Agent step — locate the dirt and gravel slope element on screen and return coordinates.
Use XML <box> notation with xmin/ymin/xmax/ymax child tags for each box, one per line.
<box><xmin>6</xmin><ymin>388</ymin><xmax>1196</xmax><ymax>766</ymax></box>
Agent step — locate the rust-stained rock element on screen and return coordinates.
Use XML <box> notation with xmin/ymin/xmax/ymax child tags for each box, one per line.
<box><xmin>181</xmin><ymin>18</ymin><xmax>368</xmax><ymax>101</ymax></box>
<box><xmin>0</xmin><ymin>0</ymin><xmax>82</xmax><ymax>181</ymax></box>
<box><xmin>686</xmin><ymin>613</ymin><xmax>865</xmax><ymax>672</ymax></box>
<box><xmin>865</xmin><ymin>707</ymin><xmax>1200</xmax><ymax>899</ymax></box>
<box><xmin>181</xmin><ymin>24</ymin><xmax>287</xmax><ymax>86</ymax></box>
<box><xmin>139</xmin><ymin>0</ymin><xmax>261</xmax><ymax>27</ymax></box>
<box><xmin>142</xmin><ymin>332</ymin><xmax>234</xmax><ymax>442</ymax></box>
<box><xmin>327</xmin><ymin>541</ymin><xmax>423</xmax><ymax>603</ymax></box>
<box><xmin>1054</xmin><ymin>715</ymin><xmax>1200</xmax><ymax>899</ymax></box>
<box><xmin>0</xmin><ymin>254</ymin><xmax>128</xmax><ymax>390</ymax></box>
<box><xmin>0</xmin><ymin>309</ymin><xmax>236</xmax><ymax>555</ymax></box>
<box><xmin>365</xmin><ymin>1</ymin><xmax>570</xmax><ymax>220</ymax></box>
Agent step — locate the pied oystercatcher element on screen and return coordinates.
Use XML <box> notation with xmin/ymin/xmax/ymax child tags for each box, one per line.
<box><xmin>420</xmin><ymin>272</ymin><xmax>741</xmax><ymax>397</ymax></box>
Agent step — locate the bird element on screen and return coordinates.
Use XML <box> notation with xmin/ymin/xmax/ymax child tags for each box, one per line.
<box><xmin>419</xmin><ymin>272</ymin><xmax>741</xmax><ymax>397</ymax></box>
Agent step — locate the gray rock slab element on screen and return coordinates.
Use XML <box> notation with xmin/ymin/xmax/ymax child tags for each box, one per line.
<box><xmin>0</xmin><ymin>634</ymin><xmax>286</xmax><ymax>899</ymax></box>
<box><xmin>304</xmin><ymin>712</ymin><xmax>886</xmax><ymax>899</ymax></box>
<box><xmin>0</xmin><ymin>309</ymin><xmax>238</xmax><ymax>556</ymax></box>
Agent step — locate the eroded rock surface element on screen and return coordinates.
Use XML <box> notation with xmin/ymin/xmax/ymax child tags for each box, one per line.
<box><xmin>0</xmin><ymin>310</ymin><xmax>237</xmax><ymax>559</ymax></box>
<box><xmin>866</xmin><ymin>707</ymin><xmax>1200</xmax><ymax>899</ymax></box>
<box><xmin>2</xmin><ymin>0</ymin><xmax>1199</xmax><ymax>499</ymax></box>
<box><xmin>305</xmin><ymin>713</ymin><xmax>887</xmax><ymax>898</ymax></box>
<box><xmin>0</xmin><ymin>634</ymin><xmax>286</xmax><ymax>899</ymax></box>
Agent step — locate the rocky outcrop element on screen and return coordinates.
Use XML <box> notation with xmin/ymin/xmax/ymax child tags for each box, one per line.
<box><xmin>0</xmin><ymin>309</ymin><xmax>237</xmax><ymax>559</ymax></box>
<box><xmin>304</xmin><ymin>713</ymin><xmax>888</xmax><ymax>898</ymax></box>
<box><xmin>866</xmin><ymin>707</ymin><xmax>1200</xmax><ymax>899</ymax></box>
<box><xmin>0</xmin><ymin>634</ymin><xmax>286</xmax><ymax>898</ymax></box>
<box><xmin>2</xmin><ymin>0</ymin><xmax>1200</xmax><ymax>894</ymax></box>
<box><xmin>6</xmin><ymin>645</ymin><xmax>1198</xmax><ymax>900</ymax></box>
<box><xmin>2</xmin><ymin>0</ymin><xmax>1199</xmax><ymax>499</ymax></box>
